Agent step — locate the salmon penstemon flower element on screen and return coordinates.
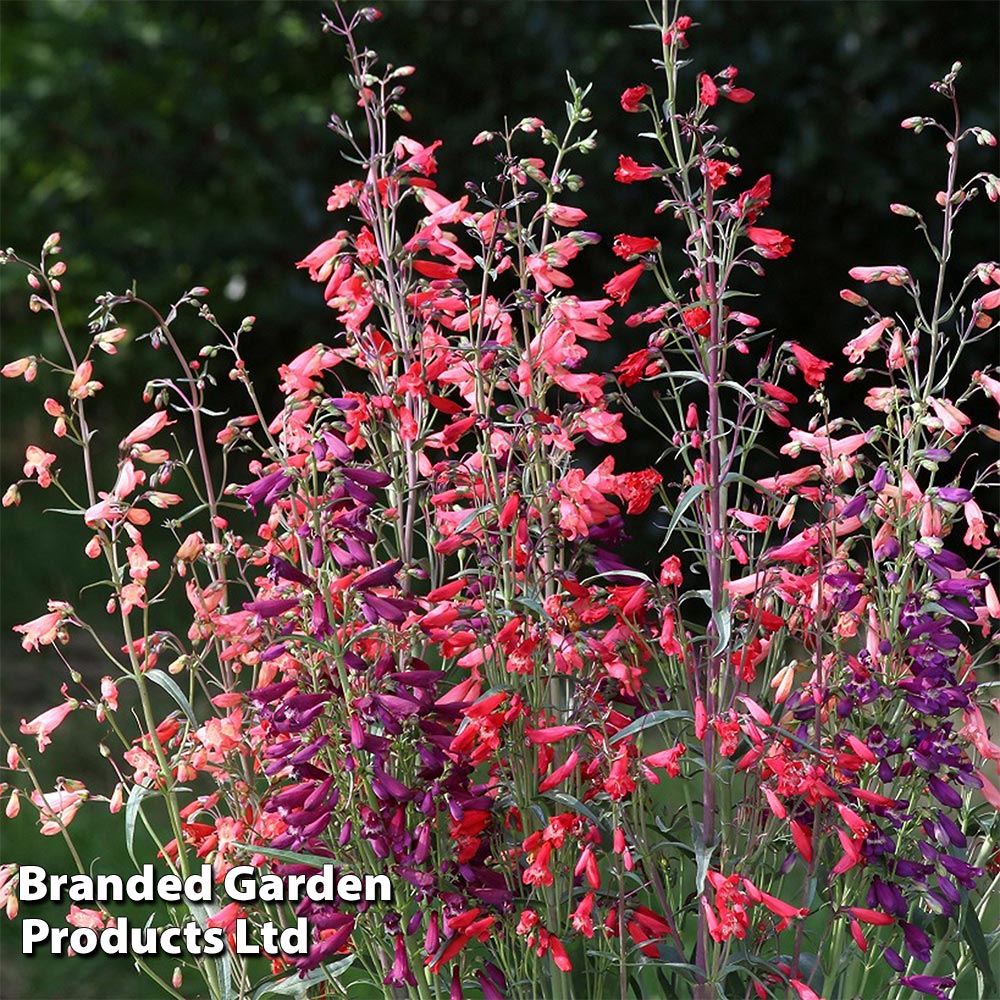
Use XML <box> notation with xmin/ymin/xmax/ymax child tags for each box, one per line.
<box><xmin>0</xmin><ymin>6</ymin><xmax>996</xmax><ymax>1000</ymax></box>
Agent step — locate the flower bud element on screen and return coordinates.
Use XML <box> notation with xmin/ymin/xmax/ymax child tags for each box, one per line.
<box><xmin>2</xmin><ymin>357</ymin><xmax>34</xmax><ymax>379</ymax></box>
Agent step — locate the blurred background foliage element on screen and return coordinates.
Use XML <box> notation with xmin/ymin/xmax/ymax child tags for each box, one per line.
<box><xmin>0</xmin><ymin>2</ymin><xmax>997</xmax><ymax>997</ymax></box>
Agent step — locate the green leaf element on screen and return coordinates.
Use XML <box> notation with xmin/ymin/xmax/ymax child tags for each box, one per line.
<box><xmin>961</xmin><ymin>902</ymin><xmax>998</xmax><ymax>996</ymax></box>
<box><xmin>610</xmin><ymin>709</ymin><xmax>691</xmax><ymax>745</ymax></box>
<box><xmin>252</xmin><ymin>957</ymin><xmax>356</xmax><ymax>1000</ymax></box>
<box><xmin>647</xmin><ymin>369</ymin><xmax>710</xmax><ymax>388</ymax></box>
<box><xmin>661</xmin><ymin>483</ymin><xmax>706</xmax><ymax>549</ymax></box>
<box><xmin>187</xmin><ymin>902</ymin><xmax>235</xmax><ymax>1000</ymax></box>
<box><xmin>240</xmin><ymin>843</ymin><xmax>336</xmax><ymax>870</ymax></box>
<box><xmin>711</xmin><ymin>606</ymin><xmax>732</xmax><ymax>656</ymax></box>
<box><xmin>722</xmin><ymin>470</ymin><xmax>774</xmax><ymax>494</ymax></box>
<box><xmin>124</xmin><ymin>784</ymin><xmax>155</xmax><ymax>867</ymax></box>
<box><xmin>145</xmin><ymin>668</ymin><xmax>197</xmax><ymax>725</ymax></box>
<box><xmin>693</xmin><ymin>823</ymin><xmax>714</xmax><ymax>895</ymax></box>
<box><xmin>219</xmin><ymin>949</ymin><xmax>234</xmax><ymax>1000</ymax></box>
<box><xmin>455</xmin><ymin>505</ymin><xmax>490</xmax><ymax>533</ymax></box>
<box><xmin>546</xmin><ymin>792</ymin><xmax>604</xmax><ymax>831</ymax></box>
<box><xmin>720</xmin><ymin>379</ymin><xmax>757</xmax><ymax>403</ymax></box>
<box><xmin>583</xmin><ymin>568</ymin><xmax>651</xmax><ymax>586</ymax></box>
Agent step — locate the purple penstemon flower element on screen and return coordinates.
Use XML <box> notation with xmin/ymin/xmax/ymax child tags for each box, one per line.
<box><xmin>934</xmin><ymin>486</ymin><xmax>971</xmax><ymax>502</ymax></box>
<box><xmin>384</xmin><ymin>932</ymin><xmax>417</xmax><ymax>988</ymax></box>
<box><xmin>937</xmin><ymin>854</ymin><xmax>984</xmax><ymax>889</ymax></box>
<box><xmin>269</xmin><ymin>554</ymin><xmax>314</xmax><ymax>587</ymax></box>
<box><xmin>868</xmin><ymin>875</ymin><xmax>908</xmax><ymax>917</ymax></box>
<box><xmin>321</xmin><ymin>430</ymin><xmax>353</xmax><ymax>461</ymax></box>
<box><xmin>310</xmin><ymin>594</ymin><xmax>332</xmax><ymax>638</ymax></box>
<box><xmin>839</xmin><ymin>491</ymin><xmax>868</xmax><ymax>519</ymax></box>
<box><xmin>330</xmin><ymin>537</ymin><xmax>372</xmax><ymax>570</ymax></box>
<box><xmin>343</xmin><ymin>466</ymin><xmax>393</xmax><ymax>488</ymax></box>
<box><xmin>236</xmin><ymin>467</ymin><xmax>294</xmax><ymax>509</ymax></box>
<box><xmin>899</xmin><ymin>975</ymin><xmax>956</xmax><ymax>999</ymax></box>
<box><xmin>925</xmin><ymin>774</ymin><xmax>963</xmax><ymax>808</ymax></box>
<box><xmin>243</xmin><ymin>596</ymin><xmax>301</xmax><ymax>618</ymax></box>
<box><xmin>303</xmin><ymin>917</ymin><xmax>355</xmax><ymax>970</ymax></box>
<box><xmin>361</xmin><ymin>592</ymin><xmax>417</xmax><ymax>624</ymax></box>
<box><xmin>354</xmin><ymin>559</ymin><xmax>404</xmax><ymax>590</ymax></box>
<box><xmin>913</xmin><ymin>541</ymin><xmax>967</xmax><ymax>580</ymax></box>
<box><xmin>901</xmin><ymin>920</ymin><xmax>932</xmax><ymax>962</ymax></box>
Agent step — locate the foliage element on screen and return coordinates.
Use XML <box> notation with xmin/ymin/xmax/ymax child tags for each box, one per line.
<box><xmin>1</xmin><ymin>3</ymin><xmax>998</xmax><ymax>1000</ymax></box>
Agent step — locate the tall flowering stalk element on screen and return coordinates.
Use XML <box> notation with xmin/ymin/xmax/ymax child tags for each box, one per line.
<box><xmin>2</xmin><ymin>3</ymin><xmax>998</xmax><ymax>1000</ymax></box>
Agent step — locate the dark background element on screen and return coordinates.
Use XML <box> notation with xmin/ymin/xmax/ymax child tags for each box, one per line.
<box><xmin>1</xmin><ymin>2</ymin><xmax>997</xmax><ymax>997</ymax></box>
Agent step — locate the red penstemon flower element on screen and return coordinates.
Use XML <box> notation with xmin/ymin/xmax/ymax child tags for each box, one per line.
<box><xmin>620</xmin><ymin>84</ymin><xmax>650</xmax><ymax>112</ymax></box>
<box><xmin>746</xmin><ymin>225</ymin><xmax>794</xmax><ymax>258</ymax></box>
<box><xmin>603</xmin><ymin>262</ymin><xmax>646</xmax><ymax>304</ymax></box>
<box><xmin>613</xmin><ymin>233</ymin><xmax>660</xmax><ymax>258</ymax></box>
<box><xmin>614</xmin><ymin>154</ymin><xmax>658</xmax><ymax>183</ymax></box>
<box><xmin>789</xmin><ymin>342</ymin><xmax>833</xmax><ymax>386</ymax></box>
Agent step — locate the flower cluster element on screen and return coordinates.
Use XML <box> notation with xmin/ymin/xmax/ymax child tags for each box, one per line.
<box><xmin>1</xmin><ymin>6</ymin><xmax>997</xmax><ymax>1000</ymax></box>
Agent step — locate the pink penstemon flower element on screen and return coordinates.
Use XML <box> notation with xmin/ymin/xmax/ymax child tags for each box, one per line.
<box><xmin>927</xmin><ymin>396</ymin><xmax>971</xmax><ymax>436</ymax></box>
<box><xmin>23</xmin><ymin>445</ymin><xmax>56</xmax><ymax>487</ymax></box>
<box><xmin>30</xmin><ymin>782</ymin><xmax>88</xmax><ymax>835</ymax></box>
<box><xmin>20</xmin><ymin>698</ymin><xmax>76</xmax><ymax>752</ymax></box>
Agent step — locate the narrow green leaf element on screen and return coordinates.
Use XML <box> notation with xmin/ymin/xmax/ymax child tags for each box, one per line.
<box><xmin>187</xmin><ymin>902</ymin><xmax>236</xmax><ymax>1000</ymax></box>
<box><xmin>145</xmin><ymin>668</ymin><xmax>197</xmax><ymax>725</ymax></box>
<box><xmin>694</xmin><ymin>824</ymin><xmax>714</xmax><ymax>895</ymax></box>
<box><xmin>661</xmin><ymin>483</ymin><xmax>706</xmax><ymax>549</ymax></box>
<box><xmin>711</xmin><ymin>607</ymin><xmax>732</xmax><ymax>656</ymax></box>
<box><xmin>720</xmin><ymin>379</ymin><xmax>757</xmax><ymax>403</ymax></box>
<box><xmin>545</xmin><ymin>792</ymin><xmax>603</xmax><ymax>831</ymax></box>
<box><xmin>240</xmin><ymin>843</ymin><xmax>336</xmax><ymax>870</ymax></box>
<box><xmin>124</xmin><ymin>784</ymin><xmax>154</xmax><ymax>867</ymax></box>
<box><xmin>251</xmin><ymin>957</ymin><xmax>357</xmax><ymax>1000</ymax></box>
<box><xmin>455</xmin><ymin>505</ymin><xmax>490</xmax><ymax>533</ymax></box>
<box><xmin>219</xmin><ymin>949</ymin><xmax>234</xmax><ymax>1000</ymax></box>
<box><xmin>610</xmin><ymin>709</ymin><xmax>692</xmax><ymax>745</ymax></box>
<box><xmin>961</xmin><ymin>903</ymin><xmax>998</xmax><ymax>996</ymax></box>
<box><xmin>646</xmin><ymin>368</ymin><xmax>708</xmax><ymax>385</ymax></box>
